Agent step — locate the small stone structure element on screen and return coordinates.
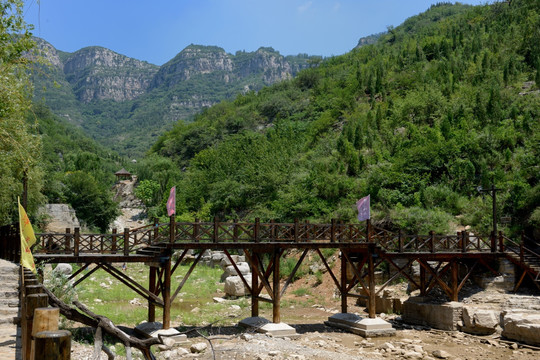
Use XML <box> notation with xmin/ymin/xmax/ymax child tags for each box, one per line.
<box><xmin>37</xmin><ymin>204</ymin><xmax>80</xmax><ymax>233</ymax></box>
<box><xmin>402</xmin><ymin>297</ymin><xmax>463</xmax><ymax>331</ymax></box>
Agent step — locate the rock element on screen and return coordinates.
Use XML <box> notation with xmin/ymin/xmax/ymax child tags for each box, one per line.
<box><xmin>176</xmin><ymin>348</ymin><xmax>189</xmax><ymax>355</ymax></box>
<box><xmin>190</xmin><ymin>342</ymin><xmax>208</xmax><ymax>353</ymax></box>
<box><xmin>432</xmin><ymin>349</ymin><xmax>451</xmax><ymax>359</ymax></box>
<box><xmin>501</xmin><ymin>312</ymin><xmax>540</xmax><ymax>346</ymax></box>
<box><xmin>224</xmin><ymin>275</ymin><xmax>252</xmax><ymax>297</ymax></box>
<box><xmin>268</xmin><ymin>350</ymin><xmax>280</xmax><ymax>356</ymax></box>
<box><xmin>403</xmin><ymin>351</ymin><xmax>423</xmax><ymax>359</ymax></box>
<box><xmin>53</xmin><ymin>263</ymin><xmax>73</xmax><ymax>276</ymax></box>
<box><xmin>241</xmin><ymin>333</ymin><xmax>253</xmax><ymax>341</ymax></box>
<box><xmin>129</xmin><ymin>298</ymin><xmax>142</xmax><ymax>306</ymax></box>
<box><xmin>462</xmin><ymin>307</ymin><xmax>499</xmax><ymax>335</ymax></box>
<box><xmin>213</xmin><ymin>297</ymin><xmax>228</xmax><ymax>304</ymax></box>
<box><xmin>38</xmin><ymin>204</ymin><xmax>80</xmax><ymax>233</ymax></box>
<box><xmin>230</xmin><ymin>305</ymin><xmax>241</xmax><ymax>311</ymax></box>
<box><xmin>378</xmin><ymin>342</ymin><xmax>395</xmax><ymax>350</ymax></box>
<box><xmin>223</xmin><ymin>262</ymin><xmax>251</xmax><ymax>277</ymax></box>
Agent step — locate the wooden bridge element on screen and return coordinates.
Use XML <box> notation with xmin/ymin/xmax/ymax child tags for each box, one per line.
<box><xmin>1</xmin><ymin>218</ymin><xmax>539</xmax><ymax>330</ymax></box>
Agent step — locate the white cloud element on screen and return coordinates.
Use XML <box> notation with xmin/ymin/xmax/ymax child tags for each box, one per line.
<box><xmin>298</xmin><ymin>1</ymin><xmax>313</xmax><ymax>14</ymax></box>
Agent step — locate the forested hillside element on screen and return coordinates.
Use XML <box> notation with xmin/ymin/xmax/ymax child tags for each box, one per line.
<box><xmin>143</xmin><ymin>1</ymin><xmax>539</xmax><ymax>237</ymax></box>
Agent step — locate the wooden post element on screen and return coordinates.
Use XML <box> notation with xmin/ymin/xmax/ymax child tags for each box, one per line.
<box><xmin>163</xmin><ymin>254</ymin><xmax>172</xmax><ymax>329</ymax></box>
<box><xmin>294</xmin><ymin>218</ymin><xmax>299</xmax><ymax>242</ymax></box>
<box><xmin>24</xmin><ymin>294</ymin><xmax>48</xmax><ymax>360</ymax></box>
<box><xmin>169</xmin><ymin>215</ymin><xmax>175</xmax><ymax>244</ymax></box>
<box><xmin>461</xmin><ymin>231</ymin><xmax>467</xmax><ymax>253</ymax></box>
<box><xmin>520</xmin><ymin>232</ymin><xmax>525</xmax><ymax>262</ymax></box>
<box><xmin>330</xmin><ymin>219</ymin><xmax>336</xmax><ymax>243</ymax></box>
<box><xmin>251</xmin><ymin>251</ymin><xmax>259</xmax><ymax>317</ymax></box>
<box><xmin>123</xmin><ymin>228</ymin><xmax>130</xmax><ymax>256</ymax></box>
<box><xmin>490</xmin><ymin>231</ymin><xmax>496</xmax><ymax>252</ymax></box>
<box><xmin>213</xmin><ymin>216</ymin><xmax>218</xmax><ymax>243</ymax></box>
<box><xmin>366</xmin><ymin>219</ymin><xmax>372</xmax><ymax>242</ymax></box>
<box><xmin>148</xmin><ymin>266</ymin><xmax>157</xmax><ymax>323</ymax></box>
<box><xmin>368</xmin><ymin>248</ymin><xmax>376</xmax><ymax>318</ymax></box>
<box><xmin>398</xmin><ymin>229</ymin><xmax>403</xmax><ymax>253</ymax></box>
<box><xmin>65</xmin><ymin>228</ymin><xmax>71</xmax><ymax>254</ymax></box>
<box><xmin>340</xmin><ymin>250</ymin><xmax>347</xmax><ymax>314</ymax></box>
<box><xmin>194</xmin><ymin>218</ymin><xmax>199</xmax><ymax>242</ymax></box>
<box><xmin>272</xmin><ymin>249</ymin><xmax>280</xmax><ymax>323</ymax></box>
<box><xmin>420</xmin><ymin>264</ymin><xmax>426</xmax><ymax>296</ymax></box>
<box><xmin>32</xmin><ymin>308</ymin><xmax>59</xmax><ymax>360</ymax></box>
<box><xmin>112</xmin><ymin>228</ymin><xmax>117</xmax><ymax>253</ymax></box>
<box><xmin>498</xmin><ymin>231</ymin><xmax>504</xmax><ymax>252</ymax></box>
<box><xmin>254</xmin><ymin>218</ymin><xmax>260</xmax><ymax>242</ymax></box>
<box><xmin>451</xmin><ymin>261</ymin><xmax>459</xmax><ymax>301</ymax></box>
<box><xmin>34</xmin><ymin>330</ymin><xmax>71</xmax><ymax>360</ymax></box>
<box><xmin>74</xmin><ymin>228</ymin><xmax>80</xmax><ymax>257</ymax></box>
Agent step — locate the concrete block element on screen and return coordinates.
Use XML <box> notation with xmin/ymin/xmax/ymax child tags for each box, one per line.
<box><xmin>238</xmin><ymin>317</ymin><xmax>298</xmax><ymax>338</ymax></box>
<box><xmin>326</xmin><ymin>313</ymin><xmax>395</xmax><ymax>337</ymax></box>
<box><xmin>402</xmin><ymin>298</ymin><xmax>463</xmax><ymax>331</ymax></box>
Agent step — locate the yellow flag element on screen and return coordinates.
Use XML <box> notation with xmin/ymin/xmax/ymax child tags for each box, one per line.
<box><xmin>18</xmin><ymin>198</ymin><xmax>36</xmax><ymax>273</ymax></box>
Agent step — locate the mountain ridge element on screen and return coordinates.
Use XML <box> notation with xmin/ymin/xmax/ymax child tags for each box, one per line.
<box><xmin>31</xmin><ymin>38</ymin><xmax>323</xmax><ymax>156</ymax></box>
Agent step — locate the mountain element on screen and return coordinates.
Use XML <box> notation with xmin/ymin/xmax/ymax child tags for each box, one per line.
<box><xmin>31</xmin><ymin>41</ymin><xmax>320</xmax><ymax>156</ymax></box>
<box><xmin>143</xmin><ymin>1</ymin><xmax>539</xmax><ymax>237</ymax></box>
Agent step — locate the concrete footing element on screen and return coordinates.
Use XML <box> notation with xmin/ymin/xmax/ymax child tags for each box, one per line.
<box><xmin>325</xmin><ymin>313</ymin><xmax>396</xmax><ymax>337</ymax></box>
<box><xmin>135</xmin><ymin>321</ymin><xmax>189</xmax><ymax>344</ymax></box>
<box><xmin>238</xmin><ymin>317</ymin><xmax>299</xmax><ymax>338</ymax></box>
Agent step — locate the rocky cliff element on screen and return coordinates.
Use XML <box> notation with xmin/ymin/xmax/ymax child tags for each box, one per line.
<box><xmin>31</xmin><ymin>38</ymin><xmax>319</xmax><ymax>156</ymax></box>
<box><xmin>63</xmin><ymin>46</ymin><xmax>159</xmax><ymax>102</ymax></box>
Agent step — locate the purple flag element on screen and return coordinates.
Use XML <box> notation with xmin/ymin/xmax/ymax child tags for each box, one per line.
<box><xmin>166</xmin><ymin>186</ymin><xmax>176</xmax><ymax>217</ymax></box>
<box><xmin>356</xmin><ymin>195</ymin><xmax>370</xmax><ymax>222</ymax></box>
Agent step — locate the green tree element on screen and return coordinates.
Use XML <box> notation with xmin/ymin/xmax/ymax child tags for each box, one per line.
<box><xmin>0</xmin><ymin>0</ymin><xmax>42</xmax><ymax>224</ymax></box>
<box><xmin>63</xmin><ymin>171</ymin><xmax>119</xmax><ymax>232</ymax></box>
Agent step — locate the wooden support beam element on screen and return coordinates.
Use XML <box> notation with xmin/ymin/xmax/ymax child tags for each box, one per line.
<box><xmin>249</xmin><ymin>249</ymin><xmax>260</xmax><ymax>317</ymax></box>
<box><xmin>420</xmin><ymin>264</ymin><xmax>426</xmax><ymax>296</ymax></box>
<box><xmin>341</xmin><ymin>251</ymin><xmax>348</xmax><ymax>313</ymax></box>
<box><xmin>72</xmin><ymin>264</ymin><xmax>101</xmax><ymax>287</ymax></box>
<box><xmin>100</xmin><ymin>264</ymin><xmax>163</xmax><ymax>306</ymax></box>
<box><xmin>148</xmin><ymin>266</ymin><xmax>157</xmax><ymax>323</ymax></box>
<box><xmin>163</xmin><ymin>254</ymin><xmax>172</xmax><ymax>329</ymax></box>
<box><xmin>451</xmin><ymin>260</ymin><xmax>459</xmax><ymax>301</ymax></box>
<box><xmin>272</xmin><ymin>249</ymin><xmax>281</xmax><ymax>323</ymax></box>
<box><xmin>243</xmin><ymin>251</ymin><xmax>274</xmax><ymax>300</ymax></box>
<box><xmin>368</xmin><ymin>250</ymin><xmax>376</xmax><ymax>318</ymax></box>
<box><xmin>315</xmin><ymin>248</ymin><xmax>341</xmax><ymax>290</ymax></box>
<box><xmin>375</xmin><ymin>259</ymin><xmax>415</xmax><ymax>296</ymax></box>
<box><xmin>170</xmin><ymin>250</ymin><xmax>204</xmax><ymax>303</ymax></box>
<box><xmin>281</xmin><ymin>249</ymin><xmax>309</xmax><ymax>297</ymax></box>
<box><xmin>224</xmin><ymin>249</ymin><xmax>252</xmax><ymax>295</ymax></box>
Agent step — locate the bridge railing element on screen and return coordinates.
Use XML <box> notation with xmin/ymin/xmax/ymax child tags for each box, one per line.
<box><xmin>377</xmin><ymin>231</ymin><xmax>494</xmax><ymax>253</ymax></box>
<box><xmin>32</xmin><ymin>218</ymin><xmax>504</xmax><ymax>256</ymax></box>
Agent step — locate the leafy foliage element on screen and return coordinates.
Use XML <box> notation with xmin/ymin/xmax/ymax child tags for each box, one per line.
<box><xmin>147</xmin><ymin>1</ymin><xmax>539</xmax><ymax>236</ymax></box>
<box><xmin>0</xmin><ymin>0</ymin><xmax>43</xmax><ymax>224</ymax></box>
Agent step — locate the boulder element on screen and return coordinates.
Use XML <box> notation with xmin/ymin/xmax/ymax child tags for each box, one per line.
<box><xmin>222</xmin><ymin>262</ymin><xmax>251</xmax><ymax>280</ymax></box>
<box><xmin>224</xmin><ymin>275</ymin><xmax>252</xmax><ymax>297</ymax></box>
<box><xmin>461</xmin><ymin>307</ymin><xmax>499</xmax><ymax>335</ymax></box>
<box><xmin>501</xmin><ymin>311</ymin><xmax>540</xmax><ymax>346</ymax></box>
<box><xmin>53</xmin><ymin>263</ymin><xmax>73</xmax><ymax>276</ymax></box>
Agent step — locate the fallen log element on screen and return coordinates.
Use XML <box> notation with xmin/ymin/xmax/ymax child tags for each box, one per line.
<box><xmin>43</xmin><ymin>287</ymin><xmax>161</xmax><ymax>360</ymax></box>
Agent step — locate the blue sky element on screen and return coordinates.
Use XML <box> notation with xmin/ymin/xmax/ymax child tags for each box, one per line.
<box><xmin>24</xmin><ymin>0</ymin><xmax>492</xmax><ymax>65</ymax></box>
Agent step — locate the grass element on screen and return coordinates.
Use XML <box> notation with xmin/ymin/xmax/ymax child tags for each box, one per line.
<box><xmin>71</xmin><ymin>262</ymin><xmax>246</xmax><ymax>327</ymax></box>
<box><xmin>292</xmin><ymin>287</ymin><xmax>312</xmax><ymax>297</ymax></box>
